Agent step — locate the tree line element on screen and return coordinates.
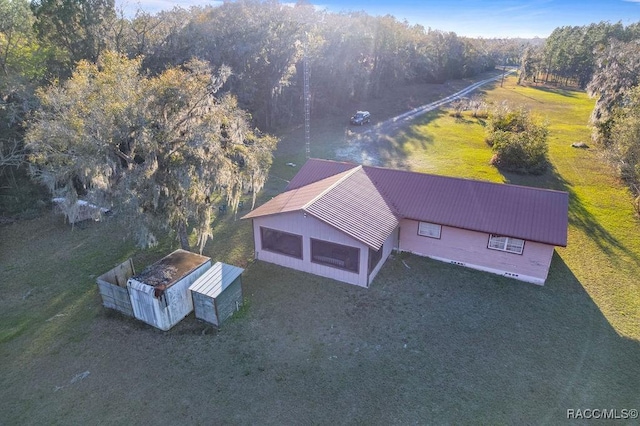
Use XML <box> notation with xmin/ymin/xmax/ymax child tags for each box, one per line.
<box><xmin>8</xmin><ymin>0</ymin><xmax>639</xmax><ymax>244</ymax></box>
<box><xmin>518</xmin><ymin>20</ymin><xmax>640</xmax><ymax>209</ymax></box>
<box><xmin>136</xmin><ymin>2</ymin><xmax>523</xmax><ymax>130</ymax></box>
<box><xmin>0</xmin><ymin>0</ymin><xmax>524</xmax><ymax>247</ymax></box>
<box><xmin>1</xmin><ymin>0</ymin><xmax>521</xmax><ymax>138</ymax></box>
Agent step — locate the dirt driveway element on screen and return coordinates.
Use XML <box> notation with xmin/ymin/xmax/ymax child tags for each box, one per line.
<box><xmin>336</xmin><ymin>71</ymin><xmax>514</xmax><ymax>165</ymax></box>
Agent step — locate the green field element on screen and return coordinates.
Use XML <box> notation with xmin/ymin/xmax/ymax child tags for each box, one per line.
<box><xmin>1</xmin><ymin>75</ymin><xmax>638</xmax><ymax>424</ymax></box>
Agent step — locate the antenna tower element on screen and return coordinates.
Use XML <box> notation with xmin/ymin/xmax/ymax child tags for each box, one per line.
<box><xmin>303</xmin><ymin>48</ymin><xmax>311</xmax><ymax>159</ymax></box>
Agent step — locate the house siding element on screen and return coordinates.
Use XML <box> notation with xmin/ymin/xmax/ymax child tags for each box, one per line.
<box><xmin>252</xmin><ymin>212</ymin><xmax>394</xmax><ymax>287</ymax></box>
<box><xmin>398</xmin><ymin>218</ymin><xmax>554</xmax><ymax>285</ymax></box>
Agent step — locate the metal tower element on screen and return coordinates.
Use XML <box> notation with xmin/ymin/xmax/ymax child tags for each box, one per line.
<box><xmin>303</xmin><ymin>50</ymin><xmax>311</xmax><ymax>159</ymax></box>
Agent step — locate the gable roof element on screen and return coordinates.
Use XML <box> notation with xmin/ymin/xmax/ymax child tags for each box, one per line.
<box><xmin>242</xmin><ymin>167</ymin><xmax>356</xmax><ymax>218</ymax></box>
<box><xmin>243</xmin><ymin>165</ymin><xmax>398</xmax><ymax>250</ymax></box>
<box><xmin>244</xmin><ymin>159</ymin><xmax>569</xmax><ymax>248</ymax></box>
<box><xmin>304</xmin><ymin>167</ymin><xmax>398</xmax><ymax>250</ymax></box>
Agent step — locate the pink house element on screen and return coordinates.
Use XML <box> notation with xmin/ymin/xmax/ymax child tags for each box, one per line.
<box><xmin>242</xmin><ymin>159</ymin><xmax>569</xmax><ymax>287</ymax></box>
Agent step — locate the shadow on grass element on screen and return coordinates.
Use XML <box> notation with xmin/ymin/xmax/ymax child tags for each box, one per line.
<box><xmin>453</xmin><ymin>115</ymin><xmax>476</xmax><ymax>125</ymax></box>
<box><xmin>529</xmin><ymin>84</ymin><xmax>582</xmax><ymax>98</ymax></box>
<box><xmin>534</xmin><ymin>253</ymin><xmax>640</xmax><ymax>419</ymax></box>
<box><xmin>345</xmin><ymin>109</ymin><xmax>446</xmax><ymax>169</ymax></box>
<box><xmin>1</xmin><ymin>212</ymin><xmax>639</xmax><ymax>424</ymax></box>
<box><xmin>501</xmin><ymin>166</ymin><xmax>640</xmax><ymax>266</ymax></box>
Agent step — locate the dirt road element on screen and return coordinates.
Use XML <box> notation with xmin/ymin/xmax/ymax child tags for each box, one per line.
<box><xmin>337</xmin><ymin>70</ymin><xmax>515</xmax><ymax>165</ymax></box>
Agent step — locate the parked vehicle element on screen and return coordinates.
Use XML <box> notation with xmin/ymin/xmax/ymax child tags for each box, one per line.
<box><xmin>350</xmin><ymin>111</ymin><xmax>371</xmax><ymax>125</ymax></box>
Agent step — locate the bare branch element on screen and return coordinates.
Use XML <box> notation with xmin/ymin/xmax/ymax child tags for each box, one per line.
<box><xmin>0</xmin><ymin>139</ymin><xmax>24</xmax><ymax>170</ymax></box>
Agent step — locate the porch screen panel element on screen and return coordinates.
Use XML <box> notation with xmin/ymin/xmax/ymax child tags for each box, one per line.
<box><xmin>368</xmin><ymin>245</ymin><xmax>383</xmax><ymax>275</ymax></box>
<box><xmin>311</xmin><ymin>239</ymin><xmax>360</xmax><ymax>273</ymax></box>
<box><xmin>261</xmin><ymin>227</ymin><xmax>303</xmax><ymax>259</ymax></box>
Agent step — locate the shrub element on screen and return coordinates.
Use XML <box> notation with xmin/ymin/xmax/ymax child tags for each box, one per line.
<box><xmin>486</xmin><ymin>105</ymin><xmax>549</xmax><ymax>174</ymax></box>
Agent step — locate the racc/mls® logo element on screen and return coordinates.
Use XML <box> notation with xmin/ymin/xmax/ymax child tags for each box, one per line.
<box><xmin>566</xmin><ymin>409</ymin><xmax>638</xmax><ymax>420</ymax></box>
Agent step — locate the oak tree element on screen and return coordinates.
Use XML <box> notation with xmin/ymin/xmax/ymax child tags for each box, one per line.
<box><xmin>26</xmin><ymin>51</ymin><xmax>276</xmax><ymax>252</ymax></box>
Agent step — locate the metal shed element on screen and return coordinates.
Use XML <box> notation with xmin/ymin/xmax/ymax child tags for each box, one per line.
<box><xmin>127</xmin><ymin>249</ymin><xmax>211</xmax><ymax>331</ymax></box>
<box><xmin>189</xmin><ymin>262</ymin><xmax>244</xmax><ymax>327</ymax></box>
<box><xmin>96</xmin><ymin>258</ymin><xmax>135</xmax><ymax>317</ymax></box>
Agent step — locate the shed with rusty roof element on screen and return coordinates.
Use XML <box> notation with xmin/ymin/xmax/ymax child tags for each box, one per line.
<box><xmin>243</xmin><ymin>159</ymin><xmax>569</xmax><ymax>286</ymax></box>
<box><xmin>127</xmin><ymin>249</ymin><xmax>211</xmax><ymax>331</ymax></box>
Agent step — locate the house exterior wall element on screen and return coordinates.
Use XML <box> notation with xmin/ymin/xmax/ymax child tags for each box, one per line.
<box><xmin>252</xmin><ymin>212</ymin><xmax>395</xmax><ymax>287</ymax></box>
<box><xmin>398</xmin><ymin>219</ymin><xmax>555</xmax><ymax>285</ymax></box>
<box><xmin>127</xmin><ymin>260</ymin><xmax>211</xmax><ymax>330</ymax></box>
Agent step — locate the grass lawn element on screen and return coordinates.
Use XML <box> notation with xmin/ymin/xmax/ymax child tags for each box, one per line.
<box><xmin>381</xmin><ymin>77</ymin><xmax>640</xmax><ymax>340</ymax></box>
<box><xmin>1</xmin><ymin>74</ymin><xmax>639</xmax><ymax>424</ymax></box>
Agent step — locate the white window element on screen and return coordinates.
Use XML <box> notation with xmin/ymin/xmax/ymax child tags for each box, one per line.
<box><xmin>488</xmin><ymin>235</ymin><xmax>525</xmax><ymax>254</ymax></box>
<box><xmin>418</xmin><ymin>222</ymin><xmax>442</xmax><ymax>239</ymax></box>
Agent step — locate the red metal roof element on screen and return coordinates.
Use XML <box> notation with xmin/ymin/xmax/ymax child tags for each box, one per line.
<box><xmin>286</xmin><ymin>159</ymin><xmax>358</xmax><ymax>190</ymax></box>
<box><xmin>242</xmin><ymin>168</ymin><xmax>356</xmax><ymax>219</ymax></box>
<box><xmin>243</xmin><ymin>166</ymin><xmax>397</xmax><ymax>250</ymax></box>
<box><xmin>244</xmin><ymin>159</ymin><xmax>569</xmax><ymax>248</ymax></box>
<box><xmin>305</xmin><ymin>167</ymin><xmax>398</xmax><ymax>250</ymax></box>
<box><xmin>363</xmin><ymin>165</ymin><xmax>568</xmax><ymax>246</ymax></box>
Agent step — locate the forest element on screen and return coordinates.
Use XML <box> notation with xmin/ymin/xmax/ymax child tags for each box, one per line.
<box><xmin>1</xmin><ymin>0</ymin><xmax>640</xmax><ymax>229</ymax></box>
<box><xmin>519</xmin><ymin>21</ymin><xmax>640</xmax><ymax>203</ymax></box>
<box><xmin>0</xmin><ymin>0</ymin><xmax>525</xmax><ymax>246</ymax></box>
<box><xmin>0</xmin><ymin>0</ymin><xmax>525</xmax><ymax>131</ymax></box>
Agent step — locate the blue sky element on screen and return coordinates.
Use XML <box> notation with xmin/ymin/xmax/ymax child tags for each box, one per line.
<box><xmin>118</xmin><ymin>0</ymin><xmax>640</xmax><ymax>38</ymax></box>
